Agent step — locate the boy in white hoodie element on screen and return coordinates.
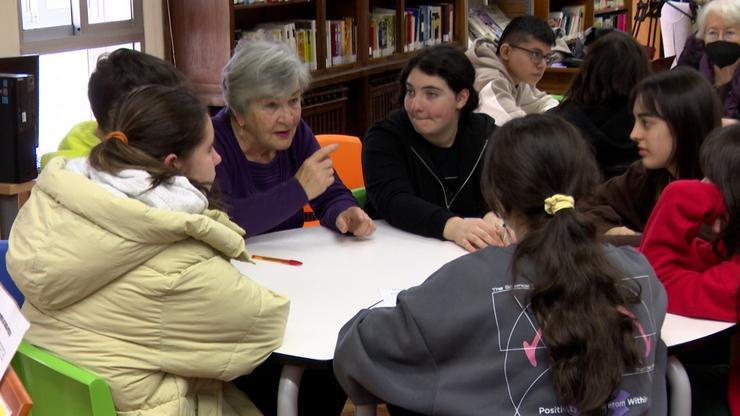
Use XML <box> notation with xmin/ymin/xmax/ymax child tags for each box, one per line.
<box><xmin>466</xmin><ymin>15</ymin><xmax>559</xmax><ymax>125</ymax></box>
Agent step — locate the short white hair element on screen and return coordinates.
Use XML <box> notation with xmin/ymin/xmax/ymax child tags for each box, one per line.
<box><xmin>696</xmin><ymin>0</ymin><xmax>740</xmax><ymax>40</ymax></box>
<box><xmin>222</xmin><ymin>40</ymin><xmax>311</xmax><ymax>115</ymax></box>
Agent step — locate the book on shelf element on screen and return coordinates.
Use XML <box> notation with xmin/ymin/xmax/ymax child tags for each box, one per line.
<box><xmin>559</xmin><ymin>5</ymin><xmax>586</xmax><ymax>40</ymax></box>
<box><xmin>467</xmin><ymin>4</ymin><xmax>510</xmax><ymax>42</ymax></box>
<box><xmin>295</xmin><ymin>20</ymin><xmax>318</xmax><ymax>71</ymax></box>
<box><xmin>327</xmin><ymin>18</ymin><xmax>357</xmax><ymax>67</ymax></box>
<box><xmin>237</xmin><ymin>20</ymin><xmax>317</xmax><ymax>71</ymax></box>
<box><xmin>594</xmin><ymin>13</ymin><xmax>628</xmax><ymax>31</ymax></box>
<box><xmin>371</xmin><ymin>8</ymin><xmax>396</xmax><ymax>58</ymax></box>
<box><xmin>403</xmin><ymin>4</ymin><xmax>454</xmax><ymax>52</ymax></box>
<box><xmin>594</xmin><ymin>0</ymin><xmax>626</xmax><ymax>11</ymax></box>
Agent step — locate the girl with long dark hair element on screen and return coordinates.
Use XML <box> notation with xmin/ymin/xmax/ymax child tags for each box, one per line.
<box><xmin>584</xmin><ymin>66</ymin><xmax>723</xmax><ymax>234</ymax></box>
<box><xmin>334</xmin><ymin>114</ymin><xmax>667</xmax><ymax>415</ymax></box>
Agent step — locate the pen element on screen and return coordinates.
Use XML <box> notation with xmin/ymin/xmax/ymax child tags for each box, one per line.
<box><xmin>251</xmin><ymin>254</ymin><xmax>303</xmax><ymax>266</ymax></box>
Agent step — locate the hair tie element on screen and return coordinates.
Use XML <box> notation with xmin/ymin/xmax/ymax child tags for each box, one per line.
<box><xmin>106</xmin><ymin>130</ymin><xmax>129</xmax><ymax>144</ymax></box>
<box><xmin>544</xmin><ymin>194</ymin><xmax>575</xmax><ymax>215</ymax></box>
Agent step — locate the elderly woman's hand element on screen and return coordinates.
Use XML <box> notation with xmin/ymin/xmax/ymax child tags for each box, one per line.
<box><xmin>335</xmin><ymin>206</ymin><xmax>376</xmax><ymax>237</ymax></box>
<box><xmin>296</xmin><ymin>144</ymin><xmax>338</xmax><ymax>200</ymax></box>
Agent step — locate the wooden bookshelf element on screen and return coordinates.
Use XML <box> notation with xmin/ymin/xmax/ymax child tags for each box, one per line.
<box><xmin>166</xmin><ymin>0</ymin><xmax>468</xmax><ymax>137</ymax></box>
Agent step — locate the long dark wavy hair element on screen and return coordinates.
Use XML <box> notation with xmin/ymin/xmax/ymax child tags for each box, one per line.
<box><xmin>564</xmin><ymin>31</ymin><xmax>650</xmax><ymax>106</ymax></box>
<box><xmin>481</xmin><ymin>114</ymin><xmax>643</xmax><ymax>414</ymax></box>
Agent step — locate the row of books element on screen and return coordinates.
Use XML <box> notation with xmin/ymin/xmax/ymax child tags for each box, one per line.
<box><xmin>234</xmin><ymin>3</ymin><xmax>457</xmax><ymax>69</ymax></box>
<box><xmin>236</xmin><ymin>18</ymin><xmax>358</xmax><ymax>70</ymax></box>
<box><xmin>594</xmin><ymin>13</ymin><xmax>629</xmax><ymax>31</ymax></box>
<box><xmin>467</xmin><ymin>4</ymin><xmax>510</xmax><ymax>42</ymax></box>
<box><xmin>368</xmin><ymin>4</ymin><xmax>456</xmax><ymax>58</ymax></box>
<box><xmin>403</xmin><ymin>4</ymin><xmax>455</xmax><ymax>52</ymax></box>
<box><xmin>594</xmin><ymin>0</ymin><xmax>627</xmax><ymax>11</ymax></box>
<box><xmin>549</xmin><ymin>5</ymin><xmax>586</xmax><ymax>40</ymax></box>
<box><xmin>370</xmin><ymin>8</ymin><xmax>396</xmax><ymax>57</ymax></box>
<box><xmin>327</xmin><ymin>18</ymin><xmax>358</xmax><ymax>67</ymax></box>
<box><xmin>237</xmin><ymin>21</ymin><xmax>320</xmax><ymax>71</ymax></box>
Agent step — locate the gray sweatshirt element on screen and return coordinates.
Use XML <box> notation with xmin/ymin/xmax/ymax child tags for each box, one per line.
<box><xmin>465</xmin><ymin>38</ymin><xmax>558</xmax><ymax>125</ymax></box>
<box><xmin>334</xmin><ymin>244</ymin><xmax>668</xmax><ymax>416</ymax></box>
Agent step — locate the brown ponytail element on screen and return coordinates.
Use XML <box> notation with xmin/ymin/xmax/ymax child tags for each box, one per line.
<box><xmin>88</xmin><ymin>84</ymin><xmax>207</xmax><ymax>189</ymax></box>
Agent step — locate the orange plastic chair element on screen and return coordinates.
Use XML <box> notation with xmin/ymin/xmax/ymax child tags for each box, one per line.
<box><xmin>316</xmin><ymin>135</ymin><xmax>364</xmax><ymax>189</ymax></box>
<box><xmin>303</xmin><ymin>134</ymin><xmax>364</xmax><ymax>227</ymax></box>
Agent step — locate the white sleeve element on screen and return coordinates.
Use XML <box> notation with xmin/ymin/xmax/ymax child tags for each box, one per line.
<box><xmin>476</xmin><ymin>81</ymin><xmax>513</xmax><ymax>126</ymax></box>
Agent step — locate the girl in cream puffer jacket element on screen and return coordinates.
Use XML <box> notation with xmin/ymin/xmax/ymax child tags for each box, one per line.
<box><xmin>7</xmin><ymin>85</ymin><xmax>289</xmax><ymax>416</ymax></box>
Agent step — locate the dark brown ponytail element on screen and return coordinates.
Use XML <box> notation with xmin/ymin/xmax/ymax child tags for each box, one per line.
<box><xmin>482</xmin><ymin>114</ymin><xmax>643</xmax><ymax>414</ymax></box>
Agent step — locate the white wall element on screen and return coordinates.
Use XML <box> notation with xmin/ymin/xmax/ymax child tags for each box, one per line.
<box><xmin>143</xmin><ymin>0</ymin><xmax>165</xmax><ymax>58</ymax></box>
<box><xmin>0</xmin><ymin>1</ymin><xmax>164</xmax><ymax>58</ymax></box>
<box><xmin>0</xmin><ymin>1</ymin><xmax>21</xmax><ymax>57</ymax></box>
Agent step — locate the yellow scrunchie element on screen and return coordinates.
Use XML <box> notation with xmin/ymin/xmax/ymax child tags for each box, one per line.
<box><xmin>544</xmin><ymin>194</ymin><xmax>574</xmax><ymax>215</ymax></box>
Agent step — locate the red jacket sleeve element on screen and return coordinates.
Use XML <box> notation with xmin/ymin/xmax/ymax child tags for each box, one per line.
<box><xmin>639</xmin><ymin>180</ymin><xmax>740</xmax><ymax>322</ymax></box>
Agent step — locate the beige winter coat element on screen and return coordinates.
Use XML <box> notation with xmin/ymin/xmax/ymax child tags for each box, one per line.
<box><xmin>465</xmin><ymin>38</ymin><xmax>558</xmax><ymax>125</ymax></box>
<box><xmin>7</xmin><ymin>158</ymin><xmax>290</xmax><ymax>415</ymax></box>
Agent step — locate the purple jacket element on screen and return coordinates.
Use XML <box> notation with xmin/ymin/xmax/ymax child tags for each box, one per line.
<box><xmin>212</xmin><ymin>108</ymin><xmax>357</xmax><ymax>237</ymax></box>
<box><xmin>699</xmin><ymin>51</ymin><xmax>740</xmax><ymax>120</ymax></box>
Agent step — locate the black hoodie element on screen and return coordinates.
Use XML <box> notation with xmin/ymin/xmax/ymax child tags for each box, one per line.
<box><xmin>362</xmin><ymin>110</ymin><xmax>496</xmax><ymax>239</ymax></box>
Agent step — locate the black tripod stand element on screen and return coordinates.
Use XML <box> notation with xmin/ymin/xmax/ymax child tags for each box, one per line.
<box><xmin>631</xmin><ymin>0</ymin><xmax>697</xmax><ymax>57</ymax></box>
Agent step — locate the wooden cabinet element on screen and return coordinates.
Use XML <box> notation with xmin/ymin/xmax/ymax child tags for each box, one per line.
<box><xmin>167</xmin><ymin>0</ymin><xmax>468</xmax><ymax>137</ymax></box>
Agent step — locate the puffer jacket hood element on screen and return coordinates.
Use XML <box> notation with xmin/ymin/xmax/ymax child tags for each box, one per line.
<box><xmin>8</xmin><ymin>157</ymin><xmax>249</xmax><ymax>310</ymax></box>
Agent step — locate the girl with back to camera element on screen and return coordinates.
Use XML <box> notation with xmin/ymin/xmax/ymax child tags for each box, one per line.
<box><xmin>7</xmin><ymin>85</ymin><xmax>289</xmax><ymax>415</ymax></box>
<box><xmin>584</xmin><ymin>66</ymin><xmax>723</xmax><ymax>235</ymax></box>
<box><xmin>335</xmin><ymin>114</ymin><xmax>667</xmax><ymax>415</ymax></box>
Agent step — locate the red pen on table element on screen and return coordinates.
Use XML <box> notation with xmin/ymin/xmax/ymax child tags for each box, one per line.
<box><xmin>251</xmin><ymin>254</ymin><xmax>303</xmax><ymax>266</ymax></box>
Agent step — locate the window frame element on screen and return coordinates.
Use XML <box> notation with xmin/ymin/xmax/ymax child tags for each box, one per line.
<box><xmin>18</xmin><ymin>0</ymin><xmax>144</xmax><ymax>55</ymax></box>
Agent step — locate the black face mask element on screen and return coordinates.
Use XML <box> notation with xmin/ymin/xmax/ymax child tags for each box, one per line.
<box><xmin>705</xmin><ymin>41</ymin><xmax>740</xmax><ymax>68</ymax></box>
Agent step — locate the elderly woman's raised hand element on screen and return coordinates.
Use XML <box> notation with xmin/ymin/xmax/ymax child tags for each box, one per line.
<box><xmin>335</xmin><ymin>206</ymin><xmax>376</xmax><ymax>237</ymax></box>
<box><xmin>296</xmin><ymin>144</ymin><xmax>338</xmax><ymax>200</ymax></box>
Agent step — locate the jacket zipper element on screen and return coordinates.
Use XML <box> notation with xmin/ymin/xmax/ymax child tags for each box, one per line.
<box><xmin>410</xmin><ymin>140</ymin><xmax>488</xmax><ymax>209</ymax></box>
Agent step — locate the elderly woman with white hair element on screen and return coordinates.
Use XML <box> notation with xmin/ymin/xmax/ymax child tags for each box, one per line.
<box><xmin>212</xmin><ymin>40</ymin><xmax>375</xmax><ymax>237</ymax></box>
<box><xmin>693</xmin><ymin>0</ymin><xmax>740</xmax><ymax>120</ymax></box>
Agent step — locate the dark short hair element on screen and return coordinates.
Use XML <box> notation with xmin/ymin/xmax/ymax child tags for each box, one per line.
<box><xmin>497</xmin><ymin>15</ymin><xmax>556</xmax><ymax>55</ymax></box>
<box><xmin>398</xmin><ymin>44</ymin><xmax>479</xmax><ymax>115</ymax></box>
<box><xmin>700</xmin><ymin>124</ymin><xmax>740</xmax><ymax>258</ymax></box>
<box><xmin>565</xmin><ymin>31</ymin><xmax>650</xmax><ymax>105</ymax></box>
<box><xmin>88</xmin><ymin>48</ymin><xmax>186</xmax><ymax>132</ymax></box>
<box><xmin>630</xmin><ymin>66</ymin><xmax>722</xmax><ymax>180</ymax></box>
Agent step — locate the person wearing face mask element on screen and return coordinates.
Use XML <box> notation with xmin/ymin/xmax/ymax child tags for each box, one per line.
<box><xmin>695</xmin><ymin>0</ymin><xmax>740</xmax><ymax>121</ymax></box>
<box><xmin>465</xmin><ymin>15</ymin><xmax>560</xmax><ymax>126</ymax></box>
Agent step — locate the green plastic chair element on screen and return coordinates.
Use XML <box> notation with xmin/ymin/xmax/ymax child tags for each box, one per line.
<box><xmin>11</xmin><ymin>341</ymin><xmax>116</xmax><ymax>416</ymax></box>
<box><xmin>351</xmin><ymin>186</ymin><xmax>367</xmax><ymax>208</ymax></box>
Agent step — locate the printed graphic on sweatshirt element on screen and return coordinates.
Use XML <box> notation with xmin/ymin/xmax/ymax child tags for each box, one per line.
<box><xmin>490</xmin><ymin>275</ymin><xmax>659</xmax><ymax>415</ymax></box>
